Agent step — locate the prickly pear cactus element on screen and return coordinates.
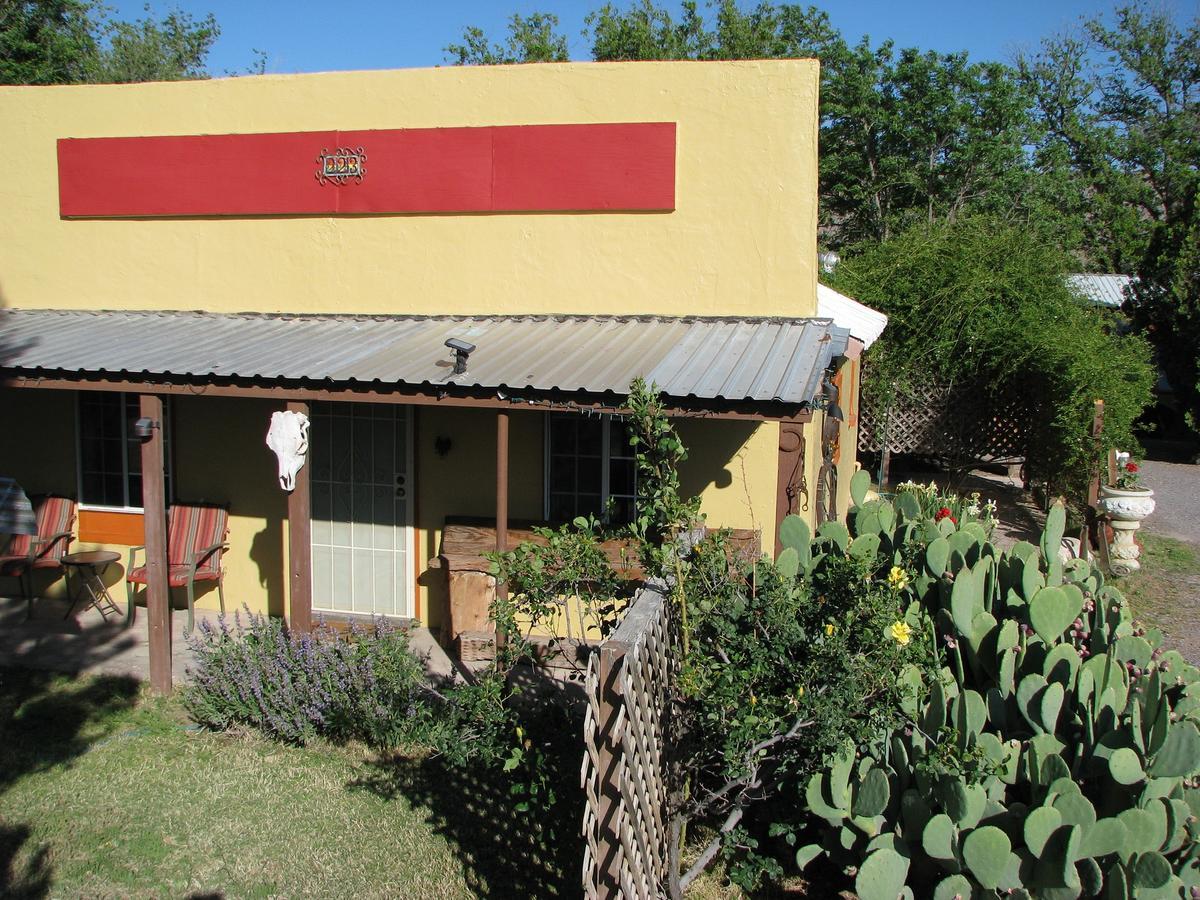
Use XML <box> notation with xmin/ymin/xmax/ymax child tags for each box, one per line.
<box><xmin>796</xmin><ymin>496</ymin><xmax>1200</xmax><ymax>897</ymax></box>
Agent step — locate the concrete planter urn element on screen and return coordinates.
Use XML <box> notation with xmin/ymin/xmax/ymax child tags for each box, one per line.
<box><xmin>1099</xmin><ymin>485</ymin><xmax>1156</xmax><ymax>576</ymax></box>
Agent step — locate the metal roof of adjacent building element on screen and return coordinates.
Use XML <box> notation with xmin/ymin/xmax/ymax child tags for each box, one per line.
<box><xmin>817</xmin><ymin>283</ymin><xmax>888</xmax><ymax>349</ymax></box>
<box><xmin>1067</xmin><ymin>274</ymin><xmax>1136</xmax><ymax>309</ymax></box>
<box><xmin>0</xmin><ymin>309</ymin><xmax>850</xmax><ymax>407</ymax></box>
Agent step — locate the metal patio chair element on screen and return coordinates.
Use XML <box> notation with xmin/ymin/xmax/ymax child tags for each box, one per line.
<box><xmin>126</xmin><ymin>503</ymin><xmax>228</xmax><ymax>631</ymax></box>
<box><xmin>0</xmin><ymin>494</ymin><xmax>77</xmax><ymax>617</ymax></box>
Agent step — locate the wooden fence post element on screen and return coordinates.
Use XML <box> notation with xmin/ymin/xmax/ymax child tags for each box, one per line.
<box><xmin>595</xmin><ymin>640</ymin><xmax>627</xmax><ymax>897</ymax></box>
<box><xmin>1084</xmin><ymin>399</ymin><xmax>1105</xmax><ymax>562</ymax></box>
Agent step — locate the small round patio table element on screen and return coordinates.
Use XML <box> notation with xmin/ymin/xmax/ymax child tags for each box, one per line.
<box><xmin>62</xmin><ymin>550</ymin><xmax>122</xmax><ymax>621</ymax></box>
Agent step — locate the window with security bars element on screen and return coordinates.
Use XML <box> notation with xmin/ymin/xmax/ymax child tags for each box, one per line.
<box><xmin>545</xmin><ymin>414</ymin><xmax>637</xmax><ymax>524</ymax></box>
<box><xmin>77</xmin><ymin>392</ymin><xmax>171</xmax><ymax>509</ymax></box>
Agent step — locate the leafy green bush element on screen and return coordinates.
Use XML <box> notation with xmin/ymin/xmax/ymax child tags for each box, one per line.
<box><xmin>674</xmin><ymin>524</ymin><xmax>932</xmax><ymax>888</ymax></box>
<box><xmin>830</xmin><ymin>216</ymin><xmax>1155</xmax><ymax>496</ymax></box>
<box><xmin>488</xmin><ymin>515</ymin><xmax>633</xmax><ymax>668</ymax></box>
<box><xmin>790</xmin><ymin>489</ymin><xmax>1200</xmax><ymax>898</ymax></box>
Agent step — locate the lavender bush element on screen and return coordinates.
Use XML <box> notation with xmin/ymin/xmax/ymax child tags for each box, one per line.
<box><xmin>184</xmin><ymin>609</ymin><xmax>432</xmax><ymax>749</ymax></box>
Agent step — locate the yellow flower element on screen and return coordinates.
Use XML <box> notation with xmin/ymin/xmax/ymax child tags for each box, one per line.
<box><xmin>889</xmin><ymin>621</ymin><xmax>913</xmax><ymax>646</ymax></box>
<box><xmin>824</xmin><ymin>623</ymin><xmax>836</xmax><ymax>636</ymax></box>
<box><xmin>887</xmin><ymin>566</ymin><xmax>910</xmax><ymax>590</ymax></box>
<box><xmin>750</xmin><ymin>693</ymin><xmax>758</xmax><ymax>707</ymax></box>
<box><xmin>797</xmin><ymin>686</ymin><xmax>805</xmax><ymax>698</ymax></box>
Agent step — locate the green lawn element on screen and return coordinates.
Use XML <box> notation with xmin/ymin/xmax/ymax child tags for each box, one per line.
<box><xmin>0</xmin><ymin>668</ymin><xmax>571</xmax><ymax>898</ymax></box>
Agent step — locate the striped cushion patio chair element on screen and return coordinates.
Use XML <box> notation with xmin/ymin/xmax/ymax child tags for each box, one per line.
<box><xmin>126</xmin><ymin>503</ymin><xmax>228</xmax><ymax>632</ymax></box>
<box><xmin>0</xmin><ymin>494</ymin><xmax>77</xmax><ymax>617</ymax></box>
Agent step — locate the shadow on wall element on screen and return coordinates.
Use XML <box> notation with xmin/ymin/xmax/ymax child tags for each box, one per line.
<box><xmin>173</xmin><ymin>397</ymin><xmax>288</xmax><ymax>619</ymax></box>
<box><xmin>248</xmin><ymin>509</ymin><xmax>286</xmax><ymax>618</ymax></box>
<box><xmin>675</xmin><ymin>417</ymin><xmax>758</xmax><ymax>509</ymax></box>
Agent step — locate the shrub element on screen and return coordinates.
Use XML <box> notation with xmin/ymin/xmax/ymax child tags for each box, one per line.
<box><xmin>789</xmin><ymin>488</ymin><xmax>1200</xmax><ymax>898</ymax></box>
<box><xmin>183</xmin><ymin>609</ymin><xmax>510</xmax><ymax>762</ymax></box>
<box><xmin>830</xmin><ymin>216</ymin><xmax>1155</xmax><ymax>497</ymax></box>
<box><xmin>664</xmin><ymin>516</ymin><xmax>936</xmax><ymax>891</ymax></box>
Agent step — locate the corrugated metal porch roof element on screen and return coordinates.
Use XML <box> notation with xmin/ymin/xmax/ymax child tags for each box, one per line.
<box><xmin>0</xmin><ymin>310</ymin><xmax>849</xmax><ymax>407</ymax></box>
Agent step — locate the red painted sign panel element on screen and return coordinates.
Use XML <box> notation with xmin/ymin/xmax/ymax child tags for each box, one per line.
<box><xmin>57</xmin><ymin>123</ymin><xmax>676</xmax><ymax>217</ymax></box>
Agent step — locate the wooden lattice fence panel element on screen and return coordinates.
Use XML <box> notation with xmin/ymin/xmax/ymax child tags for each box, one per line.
<box><xmin>582</xmin><ymin>582</ymin><xmax>675</xmax><ymax>899</ymax></box>
<box><xmin>858</xmin><ymin>380</ymin><xmax>1037</xmax><ymax>467</ymax></box>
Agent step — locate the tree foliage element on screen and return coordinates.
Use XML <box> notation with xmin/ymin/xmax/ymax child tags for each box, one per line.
<box><xmin>444</xmin><ymin>12</ymin><xmax>568</xmax><ymax>65</ymax></box>
<box><xmin>1021</xmin><ymin>4</ymin><xmax>1200</xmax><ymax>432</ymax></box>
<box><xmin>829</xmin><ymin>217</ymin><xmax>1155</xmax><ymax>492</ymax></box>
<box><xmin>1</xmin><ymin>0</ymin><xmax>221</xmax><ymax>84</ymax></box>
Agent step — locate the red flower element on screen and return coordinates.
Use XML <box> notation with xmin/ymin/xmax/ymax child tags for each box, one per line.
<box><xmin>1125</xmin><ymin>462</ymin><xmax>1139</xmax><ymax>473</ymax></box>
<box><xmin>935</xmin><ymin>507</ymin><xmax>956</xmax><ymax>524</ymax></box>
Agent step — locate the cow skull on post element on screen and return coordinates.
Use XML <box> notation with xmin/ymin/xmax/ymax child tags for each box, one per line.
<box><xmin>266</xmin><ymin>410</ymin><xmax>310</xmax><ymax>491</ymax></box>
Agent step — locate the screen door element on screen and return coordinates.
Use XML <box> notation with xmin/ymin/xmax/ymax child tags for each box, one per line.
<box><xmin>309</xmin><ymin>402</ymin><xmax>412</xmax><ymax>617</ymax></box>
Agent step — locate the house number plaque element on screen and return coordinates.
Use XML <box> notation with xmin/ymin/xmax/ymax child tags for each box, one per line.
<box><xmin>315</xmin><ymin>146</ymin><xmax>366</xmax><ymax>185</ymax></box>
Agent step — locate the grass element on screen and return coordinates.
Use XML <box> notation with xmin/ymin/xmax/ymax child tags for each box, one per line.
<box><xmin>0</xmin><ymin>667</ymin><xmax>572</xmax><ymax>899</ymax></box>
<box><xmin>1112</xmin><ymin>532</ymin><xmax>1200</xmax><ymax>661</ymax></box>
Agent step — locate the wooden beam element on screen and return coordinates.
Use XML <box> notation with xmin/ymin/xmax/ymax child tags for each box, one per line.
<box><xmin>774</xmin><ymin>422</ymin><xmax>806</xmax><ymax>558</ymax></box>
<box><xmin>3</xmin><ymin>373</ymin><xmax>813</xmax><ymax>423</ymax></box>
<box><xmin>286</xmin><ymin>400</ymin><xmax>313</xmax><ymax>634</ymax></box>
<box><xmin>494</xmin><ymin>410</ymin><xmax>510</xmax><ymax>659</ymax></box>
<box><xmin>139</xmin><ymin>393</ymin><xmax>172</xmax><ymax>695</ymax></box>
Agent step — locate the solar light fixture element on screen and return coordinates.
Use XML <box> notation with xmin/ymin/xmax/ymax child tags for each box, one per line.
<box><xmin>133</xmin><ymin>417</ymin><xmax>159</xmax><ymax>439</ymax></box>
<box><xmin>445</xmin><ymin>337</ymin><xmax>476</xmax><ymax>375</ymax></box>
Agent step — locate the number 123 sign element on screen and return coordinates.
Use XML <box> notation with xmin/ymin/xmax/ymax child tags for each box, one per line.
<box><xmin>315</xmin><ymin>147</ymin><xmax>366</xmax><ymax>185</ymax></box>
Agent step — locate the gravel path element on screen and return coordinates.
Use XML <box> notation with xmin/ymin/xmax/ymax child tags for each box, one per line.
<box><xmin>1139</xmin><ymin>460</ymin><xmax>1200</xmax><ymax>544</ymax></box>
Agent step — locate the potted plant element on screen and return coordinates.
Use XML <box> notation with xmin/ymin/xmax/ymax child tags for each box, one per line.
<box><xmin>1099</xmin><ymin>452</ymin><xmax>1155</xmax><ymax>574</ymax></box>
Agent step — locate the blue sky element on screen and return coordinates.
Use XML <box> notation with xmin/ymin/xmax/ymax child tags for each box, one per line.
<box><xmin>105</xmin><ymin>0</ymin><xmax>1191</xmax><ymax>75</ymax></box>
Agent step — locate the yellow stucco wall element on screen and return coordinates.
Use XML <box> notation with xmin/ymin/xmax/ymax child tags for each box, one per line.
<box><xmin>0</xmin><ymin>61</ymin><xmax>818</xmax><ymax>319</ymax></box>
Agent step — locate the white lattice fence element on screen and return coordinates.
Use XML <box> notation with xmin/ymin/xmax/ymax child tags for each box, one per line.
<box><xmin>582</xmin><ymin>581</ymin><xmax>675</xmax><ymax>899</ymax></box>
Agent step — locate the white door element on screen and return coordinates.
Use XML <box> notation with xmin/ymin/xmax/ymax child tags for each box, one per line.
<box><xmin>309</xmin><ymin>402</ymin><xmax>412</xmax><ymax>617</ymax></box>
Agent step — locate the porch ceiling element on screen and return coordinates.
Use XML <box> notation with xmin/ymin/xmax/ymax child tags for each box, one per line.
<box><xmin>0</xmin><ymin>309</ymin><xmax>848</xmax><ymax>407</ymax></box>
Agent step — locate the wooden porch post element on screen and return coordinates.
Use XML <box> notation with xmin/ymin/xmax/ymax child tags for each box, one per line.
<box><xmin>139</xmin><ymin>393</ymin><xmax>172</xmax><ymax>695</ymax></box>
<box><xmin>286</xmin><ymin>400</ymin><xmax>313</xmax><ymax>634</ymax></box>
<box><xmin>495</xmin><ymin>410</ymin><xmax>509</xmax><ymax>655</ymax></box>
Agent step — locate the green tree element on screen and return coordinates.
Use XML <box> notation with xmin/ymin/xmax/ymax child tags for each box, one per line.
<box><xmin>1022</xmin><ymin>2</ymin><xmax>1200</xmax><ymax>432</ymax></box>
<box><xmin>0</xmin><ymin>0</ymin><xmax>98</xmax><ymax>84</ymax></box>
<box><xmin>444</xmin><ymin>12</ymin><xmax>568</xmax><ymax>65</ymax></box>
<box><xmin>830</xmin><ymin>216</ymin><xmax>1155</xmax><ymax>492</ymax></box>
<box><xmin>1</xmin><ymin>1</ymin><xmax>222</xmax><ymax>85</ymax></box>
<box><xmin>92</xmin><ymin>5</ymin><xmax>219</xmax><ymax>82</ymax></box>
<box><xmin>1020</xmin><ymin>3</ymin><xmax>1199</xmax><ymax>273</ymax></box>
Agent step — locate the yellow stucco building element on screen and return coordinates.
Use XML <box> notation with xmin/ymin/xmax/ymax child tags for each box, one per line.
<box><xmin>0</xmin><ymin>60</ymin><xmax>872</xmax><ymax>650</ymax></box>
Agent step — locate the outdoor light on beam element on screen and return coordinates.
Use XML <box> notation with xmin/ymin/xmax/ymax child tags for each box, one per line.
<box><xmin>819</xmin><ymin>377</ymin><xmax>845</xmax><ymax>422</ymax></box>
<box><xmin>133</xmin><ymin>417</ymin><xmax>160</xmax><ymax>439</ymax></box>
<box><xmin>445</xmin><ymin>338</ymin><xmax>476</xmax><ymax>375</ymax></box>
